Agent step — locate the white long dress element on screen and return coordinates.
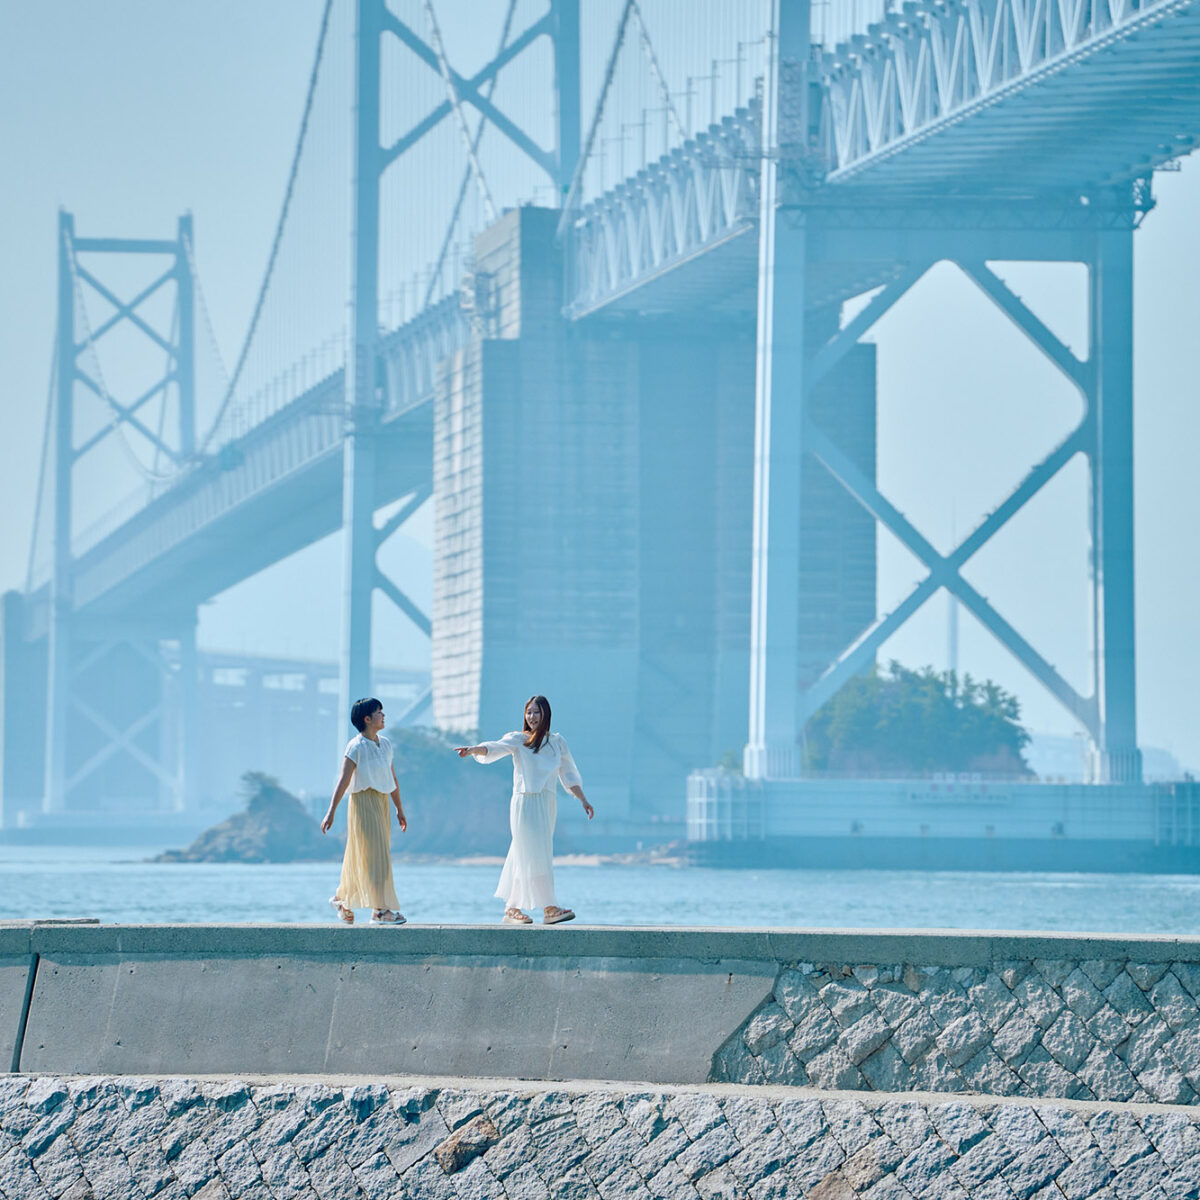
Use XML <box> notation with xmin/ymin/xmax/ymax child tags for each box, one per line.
<box><xmin>476</xmin><ymin>731</ymin><xmax>583</xmax><ymax>910</ymax></box>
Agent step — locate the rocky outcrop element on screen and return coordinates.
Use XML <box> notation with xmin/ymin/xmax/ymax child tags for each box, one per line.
<box><xmin>154</xmin><ymin>773</ymin><xmax>336</xmax><ymax>863</ymax></box>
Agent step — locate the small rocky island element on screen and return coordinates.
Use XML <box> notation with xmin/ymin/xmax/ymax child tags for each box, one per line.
<box><xmin>154</xmin><ymin>772</ymin><xmax>337</xmax><ymax>863</ymax></box>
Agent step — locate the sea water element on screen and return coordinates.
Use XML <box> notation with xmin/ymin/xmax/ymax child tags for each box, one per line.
<box><xmin>0</xmin><ymin>845</ymin><xmax>1197</xmax><ymax>932</ymax></box>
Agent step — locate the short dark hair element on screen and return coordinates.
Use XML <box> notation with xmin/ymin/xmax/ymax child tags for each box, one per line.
<box><xmin>350</xmin><ymin>697</ymin><xmax>382</xmax><ymax>732</ymax></box>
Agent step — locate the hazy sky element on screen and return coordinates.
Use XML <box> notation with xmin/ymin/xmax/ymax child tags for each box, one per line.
<box><xmin>2</xmin><ymin>2</ymin><xmax>1198</xmax><ymax>769</ymax></box>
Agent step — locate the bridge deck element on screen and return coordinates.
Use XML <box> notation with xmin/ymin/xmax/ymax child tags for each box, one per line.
<box><xmin>24</xmin><ymin>3</ymin><xmax>1200</xmax><ymax>636</ymax></box>
<box><xmin>826</xmin><ymin>0</ymin><xmax>1200</xmax><ymax>191</ymax></box>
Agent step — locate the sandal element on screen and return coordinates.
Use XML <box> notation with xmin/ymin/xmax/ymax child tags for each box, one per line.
<box><xmin>543</xmin><ymin>906</ymin><xmax>575</xmax><ymax>925</ymax></box>
<box><xmin>370</xmin><ymin>909</ymin><xmax>406</xmax><ymax>924</ymax></box>
<box><xmin>329</xmin><ymin>896</ymin><xmax>354</xmax><ymax>924</ymax></box>
<box><xmin>503</xmin><ymin>907</ymin><xmax>533</xmax><ymax>925</ymax></box>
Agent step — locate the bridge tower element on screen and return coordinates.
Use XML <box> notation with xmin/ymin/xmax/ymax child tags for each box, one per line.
<box><xmin>745</xmin><ymin>0</ymin><xmax>815</xmax><ymax>781</ymax></box>
<box><xmin>40</xmin><ymin>211</ymin><xmax>199</xmax><ymax>814</ymax></box>
<box><xmin>338</xmin><ymin>0</ymin><xmax>581</xmax><ymax>727</ymax></box>
<box><xmin>743</xmin><ymin>0</ymin><xmax>1146</xmax><ymax>785</ymax></box>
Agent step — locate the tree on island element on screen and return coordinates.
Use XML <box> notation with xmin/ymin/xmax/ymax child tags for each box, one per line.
<box><xmin>803</xmin><ymin>661</ymin><xmax>1033</xmax><ymax>778</ymax></box>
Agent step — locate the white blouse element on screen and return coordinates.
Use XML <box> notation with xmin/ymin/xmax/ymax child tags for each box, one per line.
<box><xmin>344</xmin><ymin>733</ymin><xmax>395</xmax><ymax>794</ymax></box>
<box><xmin>477</xmin><ymin>731</ymin><xmax>583</xmax><ymax>796</ymax></box>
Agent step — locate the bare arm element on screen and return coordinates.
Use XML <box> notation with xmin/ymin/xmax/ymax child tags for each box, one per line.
<box><xmin>321</xmin><ymin>758</ymin><xmax>356</xmax><ymax>833</ymax></box>
<box><xmin>455</xmin><ymin>738</ymin><xmax>516</xmax><ymax>761</ymax></box>
<box><xmin>391</xmin><ymin>764</ymin><xmax>407</xmax><ymax>832</ymax></box>
<box><xmin>567</xmin><ymin>784</ymin><xmax>594</xmax><ymax>820</ymax></box>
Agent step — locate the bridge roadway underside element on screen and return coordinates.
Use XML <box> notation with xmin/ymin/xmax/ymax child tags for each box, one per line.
<box><xmin>26</xmin><ymin>398</ymin><xmax>432</xmax><ymax>637</ymax></box>
<box><xmin>575</xmin><ymin>196</ymin><xmax>1146</xmax><ymax>328</ymax></box>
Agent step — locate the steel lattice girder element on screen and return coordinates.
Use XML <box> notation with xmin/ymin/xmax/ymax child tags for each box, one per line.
<box><xmin>565</xmin><ymin>106</ymin><xmax>761</xmax><ymax>318</ymax></box>
<box><xmin>819</xmin><ymin>0</ymin><xmax>1200</xmax><ymax>190</ymax></box>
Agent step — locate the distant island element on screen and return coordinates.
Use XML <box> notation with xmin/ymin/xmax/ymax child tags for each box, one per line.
<box><xmin>155</xmin><ymin>730</ymin><xmax>517</xmax><ymax>863</ymax></box>
<box><xmin>154</xmin><ymin>772</ymin><xmax>336</xmax><ymax>863</ymax></box>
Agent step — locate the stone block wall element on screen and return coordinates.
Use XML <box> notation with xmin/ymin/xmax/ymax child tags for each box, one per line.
<box><xmin>2</xmin><ymin>1074</ymin><xmax>1200</xmax><ymax>1200</ymax></box>
<box><xmin>712</xmin><ymin>957</ymin><xmax>1200</xmax><ymax>1107</ymax></box>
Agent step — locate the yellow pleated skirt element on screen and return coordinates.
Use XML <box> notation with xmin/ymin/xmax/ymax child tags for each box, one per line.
<box><xmin>336</xmin><ymin>788</ymin><xmax>400</xmax><ymax>909</ymax></box>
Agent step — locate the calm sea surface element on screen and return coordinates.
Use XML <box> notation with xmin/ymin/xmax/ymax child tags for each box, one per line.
<box><xmin>0</xmin><ymin>846</ymin><xmax>1198</xmax><ymax>933</ymax></box>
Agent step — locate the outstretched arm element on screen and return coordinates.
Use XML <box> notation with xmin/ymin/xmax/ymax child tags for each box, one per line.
<box><xmin>322</xmin><ymin>757</ymin><xmax>356</xmax><ymax>833</ymax></box>
<box><xmin>455</xmin><ymin>734</ymin><xmax>519</xmax><ymax>763</ymax></box>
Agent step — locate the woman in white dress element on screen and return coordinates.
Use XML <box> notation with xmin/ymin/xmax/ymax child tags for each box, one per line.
<box><xmin>456</xmin><ymin>695</ymin><xmax>594</xmax><ymax>924</ymax></box>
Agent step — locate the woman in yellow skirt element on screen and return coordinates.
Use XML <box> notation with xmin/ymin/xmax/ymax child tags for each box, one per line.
<box><xmin>321</xmin><ymin>697</ymin><xmax>407</xmax><ymax>924</ymax></box>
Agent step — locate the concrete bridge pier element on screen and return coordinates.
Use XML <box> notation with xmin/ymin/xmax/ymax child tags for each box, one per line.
<box><xmin>744</xmin><ymin>0</ymin><xmax>813</xmax><ymax>783</ymax></box>
<box><xmin>1090</xmin><ymin>225</ymin><xmax>1141</xmax><ymax>784</ymax></box>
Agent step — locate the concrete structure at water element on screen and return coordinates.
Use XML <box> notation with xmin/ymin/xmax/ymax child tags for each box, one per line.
<box><xmin>4</xmin><ymin>1</ymin><xmax>1200</xmax><ymax>833</ymax></box>
<box><xmin>6</xmin><ymin>922</ymin><xmax>1200</xmax><ymax>1195</ymax></box>
<box><xmin>431</xmin><ymin>206</ymin><xmax>874</xmax><ymax>825</ymax></box>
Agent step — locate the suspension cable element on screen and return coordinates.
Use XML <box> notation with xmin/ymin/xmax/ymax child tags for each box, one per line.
<box><xmin>423</xmin><ymin>0</ymin><xmax>518</xmax><ymax>309</ymax></box>
<box><xmin>423</xmin><ymin>0</ymin><xmax>498</xmax><ymax>224</ymax></box>
<box><xmin>180</xmin><ymin>230</ymin><xmax>230</xmax><ymax>398</ymax></box>
<box><xmin>558</xmin><ymin>0</ymin><xmax>637</xmax><ymax>237</ymax></box>
<box><xmin>631</xmin><ymin>1</ymin><xmax>686</xmax><ymax>144</ymax></box>
<box><xmin>200</xmin><ymin>0</ymin><xmax>334</xmax><ymax>452</ymax></box>
<box><xmin>25</xmin><ymin>328</ymin><xmax>57</xmax><ymax>592</ymax></box>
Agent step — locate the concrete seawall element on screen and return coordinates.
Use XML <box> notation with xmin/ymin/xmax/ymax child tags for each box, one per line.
<box><xmin>6</xmin><ymin>923</ymin><xmax>1200</xmax><ymax>1099</ymax></box>
<box><xmin>7</xmin><ymin>923</ymin><xmax>1200</xmax><ymax>1196</ymax></box>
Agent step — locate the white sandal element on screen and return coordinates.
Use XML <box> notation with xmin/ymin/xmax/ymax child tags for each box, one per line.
<box><xmin>543</xmin><ymin>906</ymin><xmax>575</xmax><ymax>925</ymax></box>
<box><xmin>370</xmin><ymin>909</ymin><xmax>406</xmax><ymax>925</ymax></box>
<box><xmin>329</xmin><ymin>896</ymin><xmax>354</xmax><ymax>924</ymax></box>
<box><xmin>503</xmin><ymin>907</ymin><xmax>533</xmax><ymax>925</ymax></box>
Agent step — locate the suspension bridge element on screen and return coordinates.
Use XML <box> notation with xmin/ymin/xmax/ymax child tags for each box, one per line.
<box><xmin>3</xmin><ymin>0</ymin><xmax>1199</xmax><ymax>833</ymax></box>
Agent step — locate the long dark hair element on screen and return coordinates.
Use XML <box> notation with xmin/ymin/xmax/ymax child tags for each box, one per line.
<box><xmin>523</xmin><ymin>694</ymin><xmax>551</xmax><ymax>753</ymax></box>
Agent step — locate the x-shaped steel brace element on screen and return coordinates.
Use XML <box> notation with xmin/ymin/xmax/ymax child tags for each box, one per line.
<box><xmin>65</xmin><ymin>635</ymin><xmax>179</xmax><ymax>794</ymax></box>
<box><xmin>74</xmin><ymin>371</ymin><xmax>181</xmax><ymax>464</ymax></box>
<box><xmin>797</xmin><ymin>257</ymin><xmax>1100</xmax><ymax>740</ymax></box>
<box><xmin>67</xmin><ymin>695</ymin><xmax>173</xmax><ymax>794</ymax></box>
<box><xmin>374</xmin><ymin>486</ymin><xmax>433</xmax><ymax>637</ymax></box>
<box><xmin>74</xmin><ymin>263</ymin><xmax>176</xmax><ymax>358</ymax></box>
<box><xmin>379</xmin><ymin>7</ymin><xmax>555</xmax><ymax>177</ymax></box>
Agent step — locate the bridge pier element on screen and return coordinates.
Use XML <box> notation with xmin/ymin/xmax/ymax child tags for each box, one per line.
<box><xmin>1090</xmin><ymin>227</ymin><xmax>1142</xmax><ymax>784</ymax></box>
<box><xmin>745</xmin><ymin>0</ymin><xmax>815</xmax><ymax>780</ymax></box>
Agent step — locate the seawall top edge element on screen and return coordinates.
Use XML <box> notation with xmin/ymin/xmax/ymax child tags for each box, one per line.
<box><xmin>3</xmin><ymin>922</ymin><xmax>1197</xmax><ymax>964</ymax></box>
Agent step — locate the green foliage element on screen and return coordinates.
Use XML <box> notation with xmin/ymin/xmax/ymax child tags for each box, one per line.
<box><xmin>804</xmin><ymin>661</ymin><xmax>1032</xmax><ymax>778</ymax></box>
<box><xmin>718</xmin><ymin>748</ymin><xmax>744</xmax><ymax>773</ymax></box>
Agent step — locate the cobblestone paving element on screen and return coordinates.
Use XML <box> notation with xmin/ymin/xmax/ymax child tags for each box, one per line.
<box><xmin>1</xmin><ymin>1075</ymin><xmax>1200</xmax><ymax>1199</ymax></box>
<box><xmin>712</xmin><ymin>959</ymin><xmax>1200</xmax><ymax>1106</ymax></box>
